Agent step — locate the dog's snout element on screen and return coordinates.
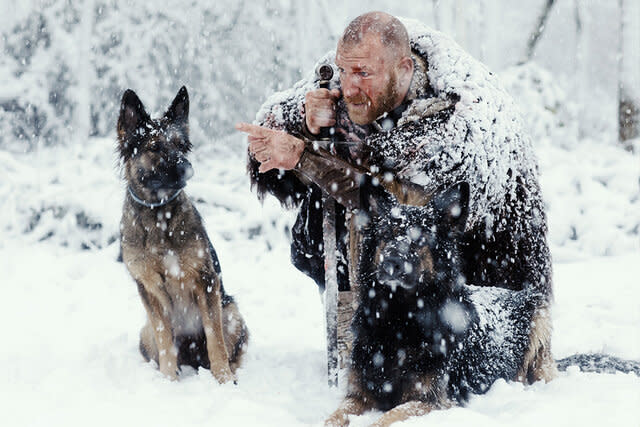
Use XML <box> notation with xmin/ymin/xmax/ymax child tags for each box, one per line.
<box><xmin>381</xmin><ymin>254</ymin><xmax>404</xmax><ymax>278</ymax></box>
<box><xmin>176</xmin><ymin>157</ymin><xmax>194</xmax><ymax>182</ymax></box>
<box><xmin>140</xmin><ymin>152</ymin><xmax>194</xmax><ymax>192</ymax></box>
<box><xmin>377</xmin><ymin>244</ymin><xmax>419</xmax><ymax>290</ymax></box>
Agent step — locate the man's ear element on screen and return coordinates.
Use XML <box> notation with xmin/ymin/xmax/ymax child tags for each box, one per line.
<box><xmin>432</xmin><ymin>182</ymin><xmax>469</xmax><ymax>232</ymax></box>
<box><xmin>118</xmin><ymin>89</ymin><xmax>149</xmax><ymax>137</ymax></box>
<box><xmin>398</xmin><ymin>55</ymin><xmax>414</xmax><ymax>83</ymax></box>
<box><xmin>164</xmin><ymin>86</ymin><xmax>189</xmax><ymax>126</ymax></box>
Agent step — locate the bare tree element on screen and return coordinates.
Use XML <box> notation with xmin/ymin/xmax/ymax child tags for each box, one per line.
<box><xmin>618</xmin><ymin>0</ymin><xmax>639</xmax><ymax>150</ymax></box>
<box><xmin>432</xmin><ymin>0</ymin><xmax>441</xmax><ymax>31</ymax></box>
<box><xmin>573</xmin><ymin>0</ymin><xmax>586</xmax><ymax>140</ymax></box>
<box><xmin>524</xmin><ymin>0</ymin><xmax>556</xmax><ymax>62</ymax></box>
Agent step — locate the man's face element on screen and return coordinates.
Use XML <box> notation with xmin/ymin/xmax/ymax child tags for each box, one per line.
<box><xmin>336</xmin><ymin>34</ymin><xmax>401</xmax><ymax>125</ymax></box>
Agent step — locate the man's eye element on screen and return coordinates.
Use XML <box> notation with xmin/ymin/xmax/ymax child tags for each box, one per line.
<box><xmin>359</xmin><ymin>71</ymin><xmax>369</xmax><ymax>77</ymax></box>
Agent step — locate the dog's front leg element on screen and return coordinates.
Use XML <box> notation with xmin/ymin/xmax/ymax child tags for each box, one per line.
<box><xmin>196</xmin><ymin>274</ymin><xmax>235</xmax><ymax>384</ymax></box>
<box><xmin>371</xmin><ymin>401</ymin><xmax>433</xmax><ymax>427</ymax></box>
<box><xmin>136</xmin><ymin>280</ymin><xmax>178</xmax><ymax>380</ymax></box>
<box><xmin>325</xmin><ymin>396</ymin><xmax>368</xmax><ymax>427</ymax></box>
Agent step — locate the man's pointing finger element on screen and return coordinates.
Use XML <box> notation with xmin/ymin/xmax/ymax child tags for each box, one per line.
<box><xmin>235</xmin><ymin>122</ymin><xmax>271</xmax><ymax>137</ymax></box>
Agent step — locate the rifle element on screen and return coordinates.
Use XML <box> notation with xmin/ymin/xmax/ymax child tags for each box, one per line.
<box><xmin>317</xmin><ymin>64</ymin><xmax>339</xmax><ymax>388</ymax></box>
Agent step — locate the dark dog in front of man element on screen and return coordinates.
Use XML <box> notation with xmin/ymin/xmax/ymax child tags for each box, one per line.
<box><xmin>117</xmin><ymin>86</ymin><xmax>248</xmax><ymax>383</ymax></box>
<box><xmin>325</xmin><ymin>180</ymin><xmax>556</xmax><ymax>426</ymax></box>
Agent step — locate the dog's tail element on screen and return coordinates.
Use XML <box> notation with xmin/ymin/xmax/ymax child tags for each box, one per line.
<box><xmin>556</xmin><ymin>353</ymin><xmax>640</xmax><ymax>376</ymax></box>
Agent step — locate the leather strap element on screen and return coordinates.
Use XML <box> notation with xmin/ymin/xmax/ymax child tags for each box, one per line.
<box><xmin>294</xmin><ymin>144</ymin><xmax>432</xmax><ymax>210</ymax></box>
<box><xmin>294</xmin><ymin>145</ymin><xmax>366</xmax><ymax>210</ymax></box>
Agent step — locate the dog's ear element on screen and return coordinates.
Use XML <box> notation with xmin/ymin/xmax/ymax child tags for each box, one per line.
<box><xmin>118</xmin><ymin>89</ymin><xmax>150</xmax><ymax>158</ymax></box>
<box><xmin>356</xmin><ymin>175</ymin><xmax>397</xmax><ymax>229</ymax></box>
<box><xmin>164</xmin><ymin>86</ymin><xmax>189</xmax><ymax>126</ymax></box>
<box><xmin>118</xmin><ymin>89</ymin><xmax>149</xmax><ymax>136</ymax></box>
<box><xmin>431</xmin><ymin>181</ymin><xmax>469</xmax><ymax>233</ymax></box>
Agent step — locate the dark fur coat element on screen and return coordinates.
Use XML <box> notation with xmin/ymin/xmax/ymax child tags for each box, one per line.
<box><xmin>247</xmin><ymin>20</ymin><xmax>552</xmax><ymax>303</ymax></box>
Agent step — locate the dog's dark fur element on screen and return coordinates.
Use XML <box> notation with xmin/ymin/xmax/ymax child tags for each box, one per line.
<box><xmin>118</xmin><ymin>87</ymin><xmax>248</xmax><ymax>382</ymax></box>
<box><xmin>325</xmin><ymin>181</ymin><xmax>555</xmax><ymax>426</ymax></box>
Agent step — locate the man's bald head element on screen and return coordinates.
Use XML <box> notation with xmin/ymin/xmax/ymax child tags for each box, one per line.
<box><xmin>335</xmin><ymin>12</ymin><xmax>414</xmax><ymax>125</ymax></box>
<box><xmin>338</xmin><ymin>12</ymin><xmax>410</xmax><ymax>60</ymax></box>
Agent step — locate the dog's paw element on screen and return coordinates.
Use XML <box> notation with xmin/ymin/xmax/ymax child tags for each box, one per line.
<box><xmin>159</xmin><ymin>365</ymin><xmax>179</xmax><ymax>381</ymax></box>
<box><xmin>211</xmin><ymin>365</ymin><xmax>236</xmax><ymax>384</ymax></box>
<box><xmin>324</xmin><ymin>412</ymin><xmax>350</xmax><ymax>427</ymax></box>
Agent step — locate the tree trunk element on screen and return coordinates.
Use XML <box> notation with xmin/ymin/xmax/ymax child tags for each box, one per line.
<box><xmin>572</xmin><ymin>0</ymin><xmax>585</xmax><ymax>141</ymax></box>
<box><xmin>618</xmin><ymin>0</ymin><xmax>640</xmax><ymax>149</ymax></box>
<box><xmin>524</xmin><ymin>0</ymin><xmax>556</xmax><ymax>62</ymax></box>
<box><xmin>75</xmin><ymin>0</ymin><xmax>94</xmax><ymax>144</ymax></box>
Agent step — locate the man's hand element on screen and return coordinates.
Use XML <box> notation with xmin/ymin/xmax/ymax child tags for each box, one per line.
<box><xmin>304</xmin><ymin>88</ymin><xmax>341</xmax><ymax>135</ymax></box>
<box><xmin>236</xmin><ymin>122</ymin><xmax>306</xmax><ymax>173</ymax></box>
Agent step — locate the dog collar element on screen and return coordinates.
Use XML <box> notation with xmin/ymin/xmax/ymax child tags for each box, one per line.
<box><xmin>127</xmin><ymin>186</ymin><xmax>182</xmax><ymax>209</ymax></box>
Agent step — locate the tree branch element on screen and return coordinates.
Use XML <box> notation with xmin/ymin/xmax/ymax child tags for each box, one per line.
<box><xmin>524</xmin><ymin>0</ymin><xmax>556</xmax><ymax>62</ymax></box>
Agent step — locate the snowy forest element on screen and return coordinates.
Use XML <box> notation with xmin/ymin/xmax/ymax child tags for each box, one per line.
<box><xmin>1</xmin><ymin>1</ymin><xmax>639</xmax><ymax>426</ymax></box>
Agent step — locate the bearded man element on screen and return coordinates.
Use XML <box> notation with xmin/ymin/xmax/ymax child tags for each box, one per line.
<box><xmin>236</xmin><ymin>12</ymin><xmax>555</xmax><ymax>379</ymax></box>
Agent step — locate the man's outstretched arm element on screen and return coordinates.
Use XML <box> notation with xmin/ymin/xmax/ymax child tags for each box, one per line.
<box><xmin>238</xmin><ymin>122</ymin><xmax>431</xmax><ymax>209</ymax></box>
<box><xmin>238</xmin><ymin>122</ymin><xmax>365</xmax><ymax>209</ymax></box>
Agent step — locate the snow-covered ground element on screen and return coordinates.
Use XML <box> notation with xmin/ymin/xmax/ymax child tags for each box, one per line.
<box><xmin>1</xmin><ymin>133</ymin><xmax>639</xmax><ymax>426</ymax></box>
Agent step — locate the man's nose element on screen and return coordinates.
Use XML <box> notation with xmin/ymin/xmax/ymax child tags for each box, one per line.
<box><xmin>341</xmin><ymin>75</ymin><xmax>360</xmax><ymax>98</ymax></box>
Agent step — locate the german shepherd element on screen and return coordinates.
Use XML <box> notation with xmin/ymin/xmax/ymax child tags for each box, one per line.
<box><xmin>325</xmin><ymin>180</ymin><xmax>556</xmax><ymax>426</ymax></box>
<box><xmin>117</xmin><ymin>86</ymin><xmax>248</xmax><ymax>383</ymax></box>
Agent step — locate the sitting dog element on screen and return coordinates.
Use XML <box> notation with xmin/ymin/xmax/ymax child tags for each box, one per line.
<box><xmin>326</xmin><ymin>180</ymin><xmax>555</xmax><ymax>426</ymax></box>
<box><xmin>118</xmin><ymin>86</ymin><xmax>248</xmax><ymax>383</ymax></box>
